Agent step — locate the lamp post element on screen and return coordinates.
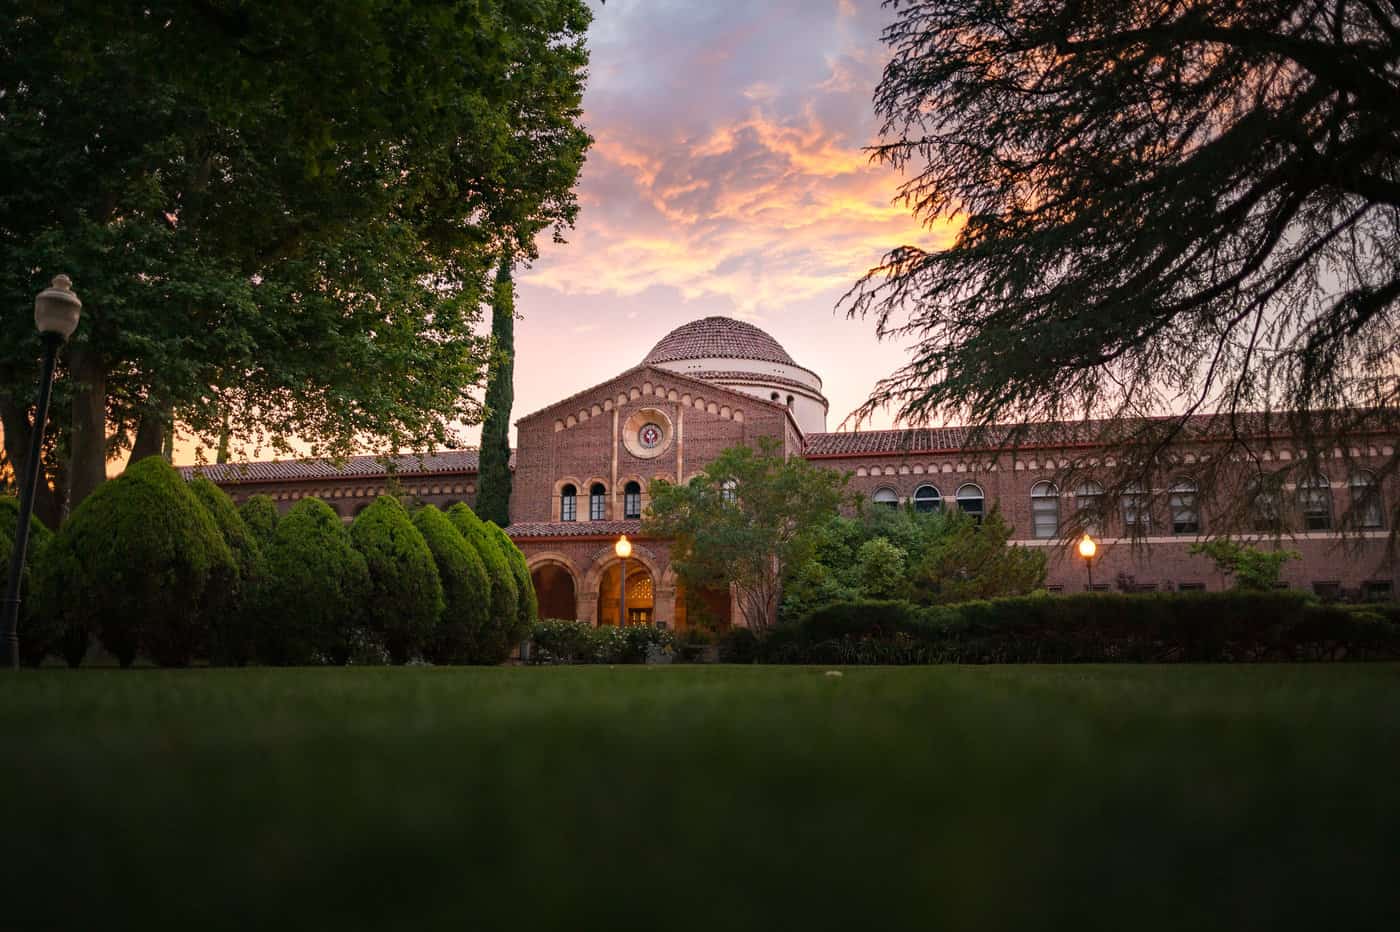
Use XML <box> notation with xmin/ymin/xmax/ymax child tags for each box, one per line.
<box><xmin>4</xmin><ymin>275</ymin><xmax>81</xmax><ymax>670</ymax></box>
<box><xmin>614</xmin><ymin>534</ymin><xmax>632</xmax><ymax>626</ymax></box>
<box><xmin>1078</xmin><ymin>532</ymin><xmax>1097</xmax><ymax>592</ymax></box>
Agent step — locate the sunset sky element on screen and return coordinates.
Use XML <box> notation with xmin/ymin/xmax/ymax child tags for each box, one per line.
<box><xmin>500</xmin><ymin>0</ymin><xmax>955</xmax><ymax>442</ymax></box>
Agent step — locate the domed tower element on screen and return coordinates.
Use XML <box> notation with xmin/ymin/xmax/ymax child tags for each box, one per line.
<box><xmin>643</xmin><ymin>317</ymin><xmax>828</xmax><ymax>434</ymax></box>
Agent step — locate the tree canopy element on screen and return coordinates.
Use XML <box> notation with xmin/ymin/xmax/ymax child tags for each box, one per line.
<box><xmin>846</xmin><ymin>0</ymin><xmax>1399</xmax><ymax>501</ymax></box>
<box><xmin>0</xmin><ymin>0</ymin><xmax>592</xmax><ymax>516</ymax></box>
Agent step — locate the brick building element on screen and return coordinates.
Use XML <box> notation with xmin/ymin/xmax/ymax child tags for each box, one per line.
<box><xmin>187</xmin><ymin>316</ymin><xmax>1399</xmax><ymax>626</ymax></box>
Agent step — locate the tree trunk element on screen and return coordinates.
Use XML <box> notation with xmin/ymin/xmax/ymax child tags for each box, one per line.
<box><xmin>130</xmin><ymin>406</ymin><xmax>167</xmax><ymax>463</ymax></box>
<box><xmin>67</xmin><ymin>346</ymin><xmax>108</xmax><ymax>509</ymax></box>
<box><xmin>0</xmin><ymin>392</ymin><xmax>61</xmax><ymax>528</ymax></box>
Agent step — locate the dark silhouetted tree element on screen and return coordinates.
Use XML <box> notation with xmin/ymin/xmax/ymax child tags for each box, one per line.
<box><xmin>476</xmin><ymin>259</ymin><xmax>515</xmax><ymax>526</ymax></box>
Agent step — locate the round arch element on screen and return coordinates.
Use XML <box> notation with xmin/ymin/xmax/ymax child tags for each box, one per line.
<box><xmin>528</xmin><ymin>553</ymin><xmax>582</xmax><ymax>622</ymax></box>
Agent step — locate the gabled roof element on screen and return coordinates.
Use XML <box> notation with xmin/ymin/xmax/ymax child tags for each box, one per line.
<box><xmin>178</xmin><ymin>450</ymin><xmax>502</xmax><ymax>485</ymax></box>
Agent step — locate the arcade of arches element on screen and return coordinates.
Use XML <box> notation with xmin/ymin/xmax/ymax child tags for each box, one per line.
<box><xmin>528</xmin><ymin>556</ymin><xmax>732</xmax><ymax>629</ymax></box>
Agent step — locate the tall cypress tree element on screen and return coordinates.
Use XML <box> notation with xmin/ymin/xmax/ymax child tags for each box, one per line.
<box><xmin>476</xmin><ymin>258</ymin><xmax>515</xmax><ymax>526</ymax></box>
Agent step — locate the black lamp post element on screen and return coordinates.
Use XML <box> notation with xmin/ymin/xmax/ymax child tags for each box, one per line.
<box><xmin>4</xmin><ymin>275</ymin><xmax>81</xmax><ymax>670</ymax></box>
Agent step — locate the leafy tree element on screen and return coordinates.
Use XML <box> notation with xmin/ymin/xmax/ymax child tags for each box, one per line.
<box><xmin>188</xmin><ymin>476</ymin><xmax>264</xmax><ymax>665</ymax></box>
<box><xmin>645</xmin><ymin>439</ymin><xmax>849</xmax><ymax>630</ymax></box>
<box><xmin>486</xmin><ymin>519</ymin><xmax>539</xmax><ymax>633</ymax></box>
<box><xmin>350</xmin><ymin>496</ymin><xmax>444</xmax><ymax>663</ymax></box>
<box><xmin>475</xmin><ymin>260</ymin><xmax>516</xmax><ymax>526</ymax></box>
<box><xmin>238</xmin><ymin>494</ymin><xmax>280</xmax><ymax>551</ymax></box>
<box><xmin>446</xmin><ymin>503</ymin><xmax>520</xmax><ymax>662</ymax></box>
<box><xmin>856</xmin><ymin>537</ymin><xmax>909</xmax><ymax>601</ymax></box>
<box><xmin>34</xmin><ymin>456</ymin><xmax>235</xmax><ymax>667</ymax></box>
<box><xmin>412</xmin><ymin>505</ymin><xmax>492</xmax><ymax>664</ymax></box>
<box><xmin>846</xmin><ymin>0</ymin><xmax>1400</xmax><ymax>510</ymax></box>
<box><xmin>1</xmin><ymin>496</ymin><xmax>55</xmax><ymax>666</ymax></box>
<box><xmin>911</xmin><ymin>508</ymin><xmax>1047</xmax><ymax>606</ymax></box>
<box><xmin>1190</xmin><ymin>539</ymin><xmax>1301</xmax><ymax>591</ymax></box>
<box><xmin>255</xmin><ymin>497</ymin><xmax>370</xmax><ymax>665</ymax></box>
<box><xmin>1</xmin><ymin>0</ymin><xmax>592</xmax><ymax>511</ymax></box>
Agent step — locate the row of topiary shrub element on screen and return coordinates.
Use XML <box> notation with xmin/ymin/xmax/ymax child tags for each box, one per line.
<box><xmin>747</xmin><ymin>592</ymin><xmax>1400</xmax><ymax>664</ymax></box>
<box><xmin>2</xmin><ymin>456</ymin><xmax>536</xmax><ymax>667</ymax></box>
<box><xmin>527</xmin><ymin>619</ymin><xmax>675</xmax><ymax>664</ymax></box>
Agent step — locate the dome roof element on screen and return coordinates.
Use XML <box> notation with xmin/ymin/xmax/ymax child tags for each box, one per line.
<box><xmin>643</xmin><ymin>317</ymin><xmax>796</xmax><ymax>367</ymax></box>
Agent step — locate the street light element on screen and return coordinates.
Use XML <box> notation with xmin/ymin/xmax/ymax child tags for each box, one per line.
<box><xmin>1078</xmin><ymin>532</ymin><xmax>1097</xmax><ymax>592</ymax></box>
<box><xmin>614</xmin><ymin>534</ymin><xmax>632</xmax><ymax>627</ymax></box>
<box><xmin>4</xmin><ymin>275</ymin><xmax>81</xmax><ymax>670</ymax></box>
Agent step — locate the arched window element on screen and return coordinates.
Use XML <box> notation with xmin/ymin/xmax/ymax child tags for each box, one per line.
<box><xmin>1169</xmin><ymin>479</ymin><xmax>1200</xmax><ymax>535</ymax></box>
<box><xmin>721</xmin><ymin>479</ymin><xmax>738</xmax><ymax>504</ymax></box>
<box><xmin>1248</xmin><ymin>477</ymin><xmax>1284</xmax><ymax>532</ymax></box>
<box><xmin>589</xmin><ymin>483</ymin><xmax>606</xmax><ymax>521</ymax></box>
<box><xmin>623</xmin><ymin>481</ymin><xmax>642</xmax><ymax>520</ymax></box>
<box><xmin>872</xmin><ymin>487</ymin><xmax>899</xmax><ymax>510</ymax></box>
<box><xmin>1075</xmin><ymin>480</ymin><xmax>1104</xmax><ymax>534</ymax></box>
<box><xmin>956</xmin><ymin>483</ymin><xmax>984</xmax><ymax>524</ymax></box>
<box><xmin>1350</xmin><ymin>471</ymin><xmax>1383</xmax><ymax>529</ymax></box>
<box><xmin>1298</xmin><ymin>475</ymin><xmax>1332</xmax><ymax>531</ymax></box>
<box><xmin>770</xmin><ymin>391</ymin><xmax>780</xmax><ymax>402</ymax></box>
<box><xmin>560</xmin><ymin>483</ymin><xmax>577</xmax><ymax>522</ymax></box>
<box><xmin>1121</xmin><ymin>482</ymin><xmax>1150</xmax><ymax>533</ymax></box>
<box><xmin>913</xmin><ymin>485</ymin><xmax>941</xmax><ymax>514</ymax></box>
<box><xmin>785</xmin><ymin>394</ymin><xmax>795</xmax><ymax>406</ymax></box>
<box><xmin>1030</xmin><ymin>481</ymin><xmax>1059</xmax><ymax>539</ymax></box>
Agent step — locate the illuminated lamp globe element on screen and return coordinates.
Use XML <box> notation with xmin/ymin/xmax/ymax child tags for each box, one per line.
<box><xmin>1077</xmin><ymin>533</ymin><xmax>1097</xmax><ymax>560</ymax></box>
<box><xmin>34</xmin><ymin>274</ymin><xmax>82</xmax><ymax>340</ymax></box>
<box><xmin>614</xmin><ymin>534</ymin><xmax>632</xmax><ymax>560</ymax></box>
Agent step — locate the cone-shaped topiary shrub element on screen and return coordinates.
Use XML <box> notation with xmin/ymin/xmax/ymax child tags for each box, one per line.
<box><xmin>447</xmin><ymin>503</ymin><xmax>519</xmax><ymax>663</ymax></box>
<box><xmin>1</xmin><ymin>497</ymin><xmax>55</xmax><ymax>667</ymax></box>
<box><xmin>238</xmin><ymin>494</ymin><xmax>279</xmax><ymax>550</ymax></box>
<box><xmin>188</xmin><ymin>477</ymin><xmax>264</xmax><ymax>665</ymax></box>
<box><xmin>254</xmin><ymin>497</ymin><xmax>369</xmax><ymax>665</ymax></box>
<box><xmin>486</xmin><ymin>520</ymin><xmax>538</xmax><ymax>633</ymax></box>
<box><xmin>412</xmin><ymin>505</ymin><xmax>492</xmax><ymax>664</ymax></box>
<box><xmin>35</xmin><ymin>456</ymin><xmax>236</xmax><ymax>667</ymax></box>
<box><xmin>350</xmin><ymin>495</ymin><xmax>443</xmax><ymax>663</ymax></box>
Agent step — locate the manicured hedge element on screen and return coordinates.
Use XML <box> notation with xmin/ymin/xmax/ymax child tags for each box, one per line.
<box><xmin>35</xmin><ymin>456</ymin><xmax>235</xmax><ymax>667</ymax></box>
<box><xmin>254</xmin><ymin>497</ymin><xmax>370</xmax><ymax>665</ymax></box>
<box><xmin>189</xmin><ymin>477</ymin><xmax>264</xmax><ymax>665</ymax></box>
<box><xmin>238</xmin><ymin>493</ymin><xmax>279</xmax><ymax>549</ymax></box>
<box><xmin>486</xmin><ymin>519</ymin><xmax>538</xmax><ymax>630</ymax></box>
<box><xmin>528</xmin><ymin>620</ymin><xmax>673</xmax><ymax>664</ymax></box>
<box><xmin>412</xmin><ymin>505</ymin><xmax>492</xmax><ymax>664</ymax></box>
<box><xmin>446</xmin><ymin>503</ymin><xmax>520</xmax><ymax>663</ymax></box>
<box><xmin>1</xmin><ymin>496</ymin><xmax>56</xmax><ymax>667</ymax></box>
<box><xmin>765</xmin><ymin>592</ymin><xmax>1400</xmax><ymax>664</ymax></box>
<box><xmin>351</xmin><ymin>495</ymin><xmax>443</xmax><ymax>663</ymax></box>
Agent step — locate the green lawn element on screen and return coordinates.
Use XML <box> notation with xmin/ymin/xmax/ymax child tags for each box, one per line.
<box><xmin>4</xmin><ymin>665</ymin><xmax>1399</xmax><ymax>930</ymax></box>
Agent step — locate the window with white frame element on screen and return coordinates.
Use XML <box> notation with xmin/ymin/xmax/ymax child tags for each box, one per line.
<box><xmin>1298</xmin><ymin>475</ymin><xmax>1332</xmax><ymax>531</ymax></box>
<box><xmin>956</xmin><ymin>483</ymin><xmax>984</xmax><ymax>524</ymax></box>
<box><xmin>872</xmin><ymin>487</ymin><xmax>899</xmax><ymax>510</ymax></box>
<box><xmin>1350</xmin><ymin>471</ymin><xmax>1383</xmax><ymax>529</ymax></box>
<box><xmin>560</xmin><ymin>484</ymin><xmax>577</xmax><ymax>522</ymax></box>
<box><xmin>721</xmin><ymin>479</ymin><xmax>738</xmax><ymax>505</ymax></box>
<box><xmin>913</xmin><ymin>485</ymin><xmax>942</xmax><ymax>514</ymax></box>
<box><xmin>589</xmin><ymin>483</ymin><xmax>606</xmax><ymax>521</ymax></box>
<box><xmin>1121</xmin><ymin>482</ymin><xmax>1150</xmax><ymax>533</ymax></box>
<box><xmin>1075</xmin><ymin>480</ymin><xmax>1104</xmax><ymax>534</ymax></box>
<box><xmin>1248</xmin><ymin>477</ymin><xmax>1284</xmax><ymax>532</ymax></box>
<box><xmin>1169</xmin><ymin>479</ymin><xmax>1200</xmax><ymax>535</ymax></box>
<box><xmin>623</xmin><ymin>481</ymin><xmax>642</xmax><ymax>520</ymax></box>
<box><xmin>1030</xmin><ymin>481</ymin><xmax>1059</xmax><ymax>539</ymax></box>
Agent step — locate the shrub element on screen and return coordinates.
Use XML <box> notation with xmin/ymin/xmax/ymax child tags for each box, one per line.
<box><xmin>486</xmin><ymin>520</ymin><xmax>538</xmax><ymax>630</ymax></box>
<box><xmin>35</xmin><ymin>456</ymin><xmax>235</xmax><ymax>667</ymax></box>
<box><xmin>1189</xmin><ymin>539</ymin><xmax>1301</xmax><ymax>590</ymax></box>
<box><xmin>447</xmin><ymin>504</ymin><xmax>519</xmax><ymax>662</ymax></box>
<box><xmin>238</xmin><ymin>494</ymin><xmax>279</xmax><ymax>549</ymax></box>
<box><xmin>527</xmin><ymin>621</ymin><xmax>675</xmax><ymax>664</ymax></box>
<box><xmin>188</xmin><ymin>477</ymin><xmax>264</xmax><ymax>665</ymax></box>
<box><xmin>1</xmin><ymin>497</ymin><xmax>56</xmax><ymax>667</ymax></box>
<box><xmin>856</xmin><ymin>537</ymin><xmax>909</xmax><ymax>600</ymax></box>
<box><xmin>350</xmin><ymin>496</ymin><xmax>443</xmax><ymax>663</ymax></box>
<box><xmin>717</xmin><ymin>626</ymin><xmax>759</xmax><ymax>664</ymax></box>
<box><xmin>411</xmin><ymin>505</ymin><xmax>492</xmax><ymax>664</ymax></box>
<box><xmin>529</xmin><ymin>620</ymin><xmax>595</xmax><ymax>664</ymax></box>
<box><xmin>254</xmin><ymin>497</ymin><xmax>370</xmax><ymax>665</ymax></box>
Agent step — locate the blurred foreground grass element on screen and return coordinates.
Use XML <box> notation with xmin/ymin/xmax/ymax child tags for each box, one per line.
<box><xmin>4</xmin><ymin>665</ymin><xmax>1399</xmax><ymax>930</ymax></box>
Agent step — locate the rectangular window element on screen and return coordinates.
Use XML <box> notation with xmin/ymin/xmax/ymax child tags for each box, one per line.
<box><xmin>1046</xmin><ymin>585</ymin><xmax>1064</xmax><ymax>594</ymax></box>
<box><xmin>1312</xmin><ymin>581</ymin><xmax>1342</xmax><ymax>602</ymax></box>
<box><xmin>624</xmin><ymin>491</ymin><xmax>641</xmax><ymax>520</ymax></box>
<box><xmin>560</xmin><ymin>497</ymin><xmax>576</xmax><ymax>522</ymax></box>
<box><xmin>1363</xmin><ymin>580</ymin><xmax>1393</xmax><ymax>602</ymax></box>
<box><xmin>590</xmin><ymin>494</ymin><xmax>605</xmax><ymax>521</ymax></box>
<box><xmin>1176</xmin><ymin>582</ymin><xmax>1206</xmax><ymax>592</ymax></box>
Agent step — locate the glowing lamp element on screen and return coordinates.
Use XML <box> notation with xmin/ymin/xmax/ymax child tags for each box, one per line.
<box><xmin>1077</xmin><ymin>533</ymin><xmax>1097</xmax><ymax>560</ymax></box>
<box><xmin>614</xmin><ymin>534</ymin><xmax>632</xmax><ymax>559</ymax></box>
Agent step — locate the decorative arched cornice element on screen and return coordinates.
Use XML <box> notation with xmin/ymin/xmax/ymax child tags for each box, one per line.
<box><xmin>581</xmin><ymin>543</ymin><xmax>663</xmax><ymax>593</ymax></box>
<box><xmin>525</xmin><ymin>551</ymin><xmax>583</xmax><ymax>584</ymax></box>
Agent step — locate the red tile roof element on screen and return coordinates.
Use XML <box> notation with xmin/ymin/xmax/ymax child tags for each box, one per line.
<box><xmin>803</xmin><ymin>428</ymin><xmax>973</xmax><ymax>457</ymax></box>
<box><xmin>505</xmin><ymin>519</ymin><xmax>643</xmax><ymax>539</ymax></box>
<box><xmin>178</xmin><ymin>450</ymin><xmax>501</xmax><ymax>484</ymax></box>
<box><xmin>643</xmin><ymin>316</ymin><xmax>796</xmax><ymax>366</ymax></box>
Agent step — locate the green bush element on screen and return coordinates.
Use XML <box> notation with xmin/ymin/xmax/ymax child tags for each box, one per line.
<box><xmin>1</xmin><ymin>497</ymin><xmax>56</xmax><ymax>667</ymax></box>
<box><xmin>529</xmin><ymin>619</ymin><xmax>595</xmax><ymax>664</ymax></box>
<box><xmin>446</xmin><ymin>503</ymin><xmax>520</xmax><ymax>663</ymax></box>
<box><xmin>350</xmin><ymin>496</ymin><xmax>443</xmax><ymax>663</ymax></box>
<box><xmin>716</xmin><ymin>626</ymin><xmax>760</xmax><ymax>664</ymax></box>
<box><xmin>254</xmin><ymin>497</ymin><xmax>370</xmax><ymax>665</ymax></box>
<box><xmin>527</xmin><ymin>621</ymin><xmax>675</xmax><ymax>664</ymax></box>
<box><xmin>238</xmin><ymin>494</ymin><xmax>279</xmax><ymax>550</ymax></box>
<box><xmin>486</xmin><ymin>520</ymin><xmax>538</xmax><ymax>632</ymax></box>
<box><xmin>188</xmin><ymin>477</ymin><xmax>264</xmax><ymax>665</ymax></box>
<box><xmin>35</xmin><ymin>456</ymin><xmax>235</xmax><ymax>667</ymax></box>
<box><xmin>411</xmin><ymin>505</ymin><xmax>492</xmax><ymax>664</ymax></box>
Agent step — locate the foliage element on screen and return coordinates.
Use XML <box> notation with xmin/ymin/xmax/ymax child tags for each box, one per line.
<box><xmin>254</xmin><ymin>497</ymin><xmax>370</xmax><ymax>666</ymax></box>
<box><xmin>645</xmin><ymin>439</ymin><xmax>849</xmax><ymax>630</ymax></box>
<box><xmin>1</xmin><ymin>0</ymin><xmax>592</xmax><ymax>509</ymax></box>
<box><xmin>475</xmin><ymin>259</ymin><xmax>515</xmax><ymax>526</ymax></box>
<box><xmin>845</xmin><ymin>0</ymin><xmax>1400</xmax><ymax>518</ymax></box>
<box><xmin>1</xmin><ymin>496</ymin><xmax>56</xmax><ymax>666</ymax></box>
<box><xmin>1190</xmin><ymin>539</ymin><xmax>1301</xmax><ymax>591</ymax></box>
<box><xmin>411</xmin><ymin>505</ymin><xmax>492</xmax><ymax>664</ymax></box>
<box><xmin>34</xmin><ymin>456</ymin><xmax>235</xmax><ymax>667</ymax></box>
<box><xmin>238</xmin><ymin>494</ymin><xmax>280</xmax><ymax>550</ymax></box>
<box><xmin>911</xmin><ymin>507</ymin><xmax>1046</xmax><ymax>605</ymax></box>
<box><xmin>486</xmin><ymin>520</ymin><xmax>538</xmax><ymax>632</ymax></box>
<box><xmin>855</xmin><ymin>537</ymin><xmax>909</xmax><ymax>600</ymax></box>
<box><xmin>528</xmin><ymin>621</ymin><xmax>674</xmax><ymax>665</ymax></box>
<box><xmin>446</xmin><ymin>503</ymin><xmax>520</xmax><ymax>663</ymax></box>
<box><xmin>350</xmin><ymin>496</ymin><xmax>444</xmax><ymax>664</ymax></box>
<box><xmin>189</xmin><ymin>477</ymin><xmax>265</xmax><ymax>664</ymax></box>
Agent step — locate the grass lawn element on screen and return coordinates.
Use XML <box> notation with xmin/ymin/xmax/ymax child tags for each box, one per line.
<box><xmin>4</xmin><ymin>664</ymin><xmax>1399</xmax><ymax>930</ymax></box>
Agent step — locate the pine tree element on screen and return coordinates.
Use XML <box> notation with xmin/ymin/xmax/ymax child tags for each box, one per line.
<box><xmin>476</xmin><ymin>258</ymin><xmax>515</xmax><ymax>526</ymax></box>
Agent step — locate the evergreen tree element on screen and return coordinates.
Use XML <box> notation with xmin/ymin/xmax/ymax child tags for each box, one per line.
<box><xmin>350</xmin><ymin>496</ymin><xmax>444</xmax><ymax>664</ymax></box>
<box><xmin>446</xmin><ymin>503</ymin><xmax>520</xmax><ymax>662</ymax></box>
<box><xmin>1</xmin><ymin>496</ymin><xmax>55</xmax><ymax>666</ymax></box>
<box><xmin>476</xmin><ymin>258</ymin><xmax>515</xmax><ymax>526</ymax></box>
<box><xmin>238</xmin><ymin>494</ymin><xmax>280</xmax><ymax>551</ymax></box>
<box><xmin>188</xmin><ymin>477</ymin><xmax>264</xmax><ymax>665</ymax></box>
<box><xmin>412</xmin><ymin>505</ymin><xmax>492</xmax><ymax>664</ymax></box>
<box><xmin>486</xmin><ymin>520</ymin><xmax>538</xmax><ymax>632</ymax></box>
